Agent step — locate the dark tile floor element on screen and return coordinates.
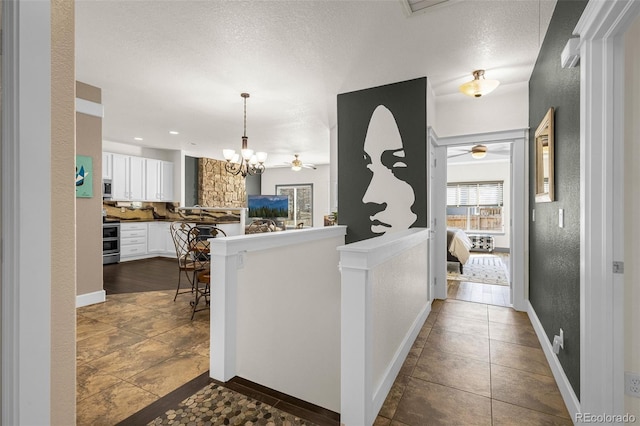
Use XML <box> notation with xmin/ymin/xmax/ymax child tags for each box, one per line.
<box><xmin>79</xmin><ymin>258</ymin><xmax>570</xmax><ymax>425</ymax></box>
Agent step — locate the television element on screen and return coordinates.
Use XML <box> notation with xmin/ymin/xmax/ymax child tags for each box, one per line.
<box><xmin>247</xmin><ymin>195</ymin><xmax>289</xmax><ymax>219</ymax></box>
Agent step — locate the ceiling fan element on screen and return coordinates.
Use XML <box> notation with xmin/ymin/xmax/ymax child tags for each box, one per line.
<box><xmin>448</xmin><ymin>144</ymin><xmax>489</xmax><ymax>159</ymax></box>
<box><xmin>284</xmin><ymin>154</ymin><xmax>317</xmax><ymax>171</ymax></box>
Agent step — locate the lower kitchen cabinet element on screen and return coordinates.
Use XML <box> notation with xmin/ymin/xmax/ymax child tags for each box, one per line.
<box><xmin>120</xmin><ymin>222</ymin><xmax>148</xmax><ymax>260</ymax></box>
<box><xmin>120</xmin><ymin>221</ymin><xmax>175</xmax><ymax>262</ymax></box>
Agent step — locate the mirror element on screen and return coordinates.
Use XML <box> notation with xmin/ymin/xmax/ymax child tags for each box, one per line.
<box><xmin>535</xmin><ymin>107</ymin><xmax>554</xmax><ymax>202</ymax></box>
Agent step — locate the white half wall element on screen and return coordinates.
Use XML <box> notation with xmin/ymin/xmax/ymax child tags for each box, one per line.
<box><xmin>447</xmin><ymin>160</ymin><xmax>511</xmax><ymax>249</ymax></box>
<box><xmin>434</xmin><ymin>82</ymin><xmax>529</xmax><ymax>137</ymax></box>
<box><xmin>260</xmin><ymin>164</ymin><xmax>331</xmax><ymax>227</ymax></box>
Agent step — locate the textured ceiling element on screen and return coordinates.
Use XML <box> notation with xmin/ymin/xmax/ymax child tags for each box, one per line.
<box><xmin>76</xmin><ymin>0</ymin><xmax>555</xmax><ymax>167</ymax></box>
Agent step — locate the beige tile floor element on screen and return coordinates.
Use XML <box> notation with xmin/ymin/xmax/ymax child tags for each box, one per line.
<box><xmin>76</xmin><ymin>290</ymin><xmax>210</xmax><ymax>425</ymax></box>
<box><xmin>375</xmin><ymin>298</ymin><xmax>572</xmax><ymax>426</ymax></box>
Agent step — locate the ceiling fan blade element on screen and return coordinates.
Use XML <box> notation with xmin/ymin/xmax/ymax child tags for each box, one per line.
<box><xmin>303</xmin><ymin>164</ymin><xmax>317</xmax><ymax>170</ymax></box>
<box><xmin>447</xmin><ymin>151</ymin><xmax>470</xmax><ymax>159</ymax></box>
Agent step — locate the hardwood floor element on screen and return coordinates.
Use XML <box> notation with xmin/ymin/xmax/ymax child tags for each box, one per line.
<box><xmin>103</xmin><ymin>257</ymin><xmax>180</xmax><ymax>294</ymax></box>
<box><xmin>447</xmin><ymin>252</ymin><xmax>511</xmax><ymax>307</ymax></box>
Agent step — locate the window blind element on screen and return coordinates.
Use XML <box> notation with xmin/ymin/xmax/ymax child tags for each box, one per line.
<box><xmin>447</xmin><ymin>181</ymin><xmax>503</xmax><ymax>207</ymax></box>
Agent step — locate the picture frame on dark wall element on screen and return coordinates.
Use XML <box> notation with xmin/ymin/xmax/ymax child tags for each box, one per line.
<box><xmin>75</xmin><ymin>155</ymin><xmax>93</xmax><ymax>198</ymax></box>
<box><xmin>534</xmin><ymin>107</ymin><xmax>554</xmax><ymax>203</ymax></box>
<box><xmin>337</xmin><ymin>77</ymin><xmax>428</xmax><ymax>243</ymax></box>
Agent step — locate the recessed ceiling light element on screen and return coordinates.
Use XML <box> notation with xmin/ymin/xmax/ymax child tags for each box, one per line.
<box><xmin>169</xmin><ymin>131</ymin><xmax>179</xmax><ymax>135</ymax></box>
<box><xmin>134</xmin><ymin>137</ymin><xmax>143</xmax><ymax>141</ymax></box>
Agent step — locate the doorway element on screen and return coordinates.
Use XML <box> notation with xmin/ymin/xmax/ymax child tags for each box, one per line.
<box><xmin>429</xmin><ymin>128</ymin><xmax>528</xmax><ymax>311</ymax></box>
<box><xmin>446</xmin><ymin>143</ymin><xmax>512</xmax><ymax>307</ymax></box>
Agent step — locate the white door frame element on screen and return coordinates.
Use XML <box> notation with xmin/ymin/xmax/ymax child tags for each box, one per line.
<box><xmin>429</xmin><ymin>128</ymin><xmax>528</xmax><ymax>311</ymax></box>
<box><xmin>573</xmin><ymin>0</ymin><xmax>640</xmax><ymax>416</ymax></box>
<box><xmin>1</xmin><ymin>0</ymin><xmax>53</xmax><ymax>424</ymax></box>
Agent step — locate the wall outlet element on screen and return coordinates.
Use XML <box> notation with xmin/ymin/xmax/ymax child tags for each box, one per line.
<box><xmin>625</xmin><ymin>371</ymin><xmax>640</xmax><ymax>397</ymax></box>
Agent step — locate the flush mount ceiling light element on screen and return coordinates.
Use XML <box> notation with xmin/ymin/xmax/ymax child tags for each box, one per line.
<box><xmin>222</xmin><ymin>93</ymin><xmax>267</xmax><ymax>178</ymax></box>
<box><xmin>471</xmin><ymin>144</ymin><xmax>487</xmax><ymax>159</ymax></box>
<box><xmin>459</xmin><ymin>70</ymin><xmax>500</xmax><ymax>98</ymax></box>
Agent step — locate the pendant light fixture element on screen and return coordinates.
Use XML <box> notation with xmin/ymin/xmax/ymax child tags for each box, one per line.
<box><xmin>459</xmin><ymin>70</ymin><xmax>500</xmax><ymax>98</ymax></box>
<box><xmin>222</xmin><ymin>93</ymin><xmax>267</xmax><ymax>177</ymax></box>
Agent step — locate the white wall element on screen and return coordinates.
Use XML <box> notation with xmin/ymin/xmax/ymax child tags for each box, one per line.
<box><xmin>233</xmin><ymin>232</ymin><xmax>343</xmax><ymax>412</ymax></box>
<box><xmin>434</xmin><ymin>82</ymin><xmax>529</xmax><ymax>137</ymax></box>
<box><xmin>624</xmin><ymin>14</ymin><xmax>640</xmax><ymax>418</ymax></box>
<box><xmin>260</xmin><ymin>164</ymin><xmax>331</xmax><ymax>227</ymax></box>
<box><xmin>447</xmin><ymin>160</ymin><xmax>511</xmax><ymax>249</ymax></box>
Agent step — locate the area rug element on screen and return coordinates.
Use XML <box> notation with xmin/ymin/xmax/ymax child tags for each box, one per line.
<box><xmin>447</xmin><ymin>254</ymin><xmax>509</xmax><ymax>286</ymax></box>
<box><xmin>147</xmin><ymin>382</ymin><xmax>316</xmax><ymax>426</ymax></box>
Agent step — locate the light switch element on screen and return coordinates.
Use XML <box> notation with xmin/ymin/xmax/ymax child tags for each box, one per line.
<box><xmin>559</xmin><ymin>208</ymin><xmax>564</xmax><ymax>228</ymax></box>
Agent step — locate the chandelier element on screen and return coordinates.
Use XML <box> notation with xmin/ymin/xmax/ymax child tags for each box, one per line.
<box><xmin>222</xmin><ymin>93</ymin><xmax>267</xmax><ymax>177</ymax></box>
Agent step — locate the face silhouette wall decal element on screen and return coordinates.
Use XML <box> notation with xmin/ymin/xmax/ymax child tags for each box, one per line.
<box><xmin>362</xmin><ymin>105</ymin><xmax>417</xmax><ymax>236</ymax></box>
<box><xmin>337</xmin><ymin>77</ymin><xmax>427</xmax><ymax>244</ymax></box>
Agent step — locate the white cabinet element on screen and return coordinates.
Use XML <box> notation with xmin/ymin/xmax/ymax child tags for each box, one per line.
<box><xmin>148</xmin><ymin>222</ymin><xmax>170</xmax><ymax>254</ymax></box>
<box><xmin>102</xmin><ymin>152</ymin><xmax>113</xmax><ymax>180</ymax></box>
<box><xmin>161</xmin><ymin>161</ymin><xmax>174</xmax><ymax>201</ymax></box>
<box><xmin>145</xmin><ymin>159</ymin><xmax>174</xmax><ymax>201</ymax></box>
<box><xmin>111</xmin><ymin>153</ymin><xmax>145</xmax><ymax>201</ymax></box>
<box><xmin>120</xmin><ymin>222</ymin><xmax>148</xmax><ymax>259</ymax></box>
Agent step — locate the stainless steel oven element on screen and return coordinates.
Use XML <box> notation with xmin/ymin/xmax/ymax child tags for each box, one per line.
<box><xmin>103</xmin><ymin>220</ymin><xmax>120</xmax><ymax>264</ymax></box>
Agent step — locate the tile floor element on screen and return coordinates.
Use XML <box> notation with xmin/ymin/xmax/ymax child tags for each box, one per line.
<box><xmin>79</xmin><ymin>256</ymin><xmax>571</xmax><ymax>425</ymax></box>
<box><xmin>375</xmin><ymin>298</ymin><xmax>572</xmax><ymax>425</ymax></box>
<box><xmin>76</xmin><ymin>290</ymin><xmax>210</xmax><ymax>425</ymax></box>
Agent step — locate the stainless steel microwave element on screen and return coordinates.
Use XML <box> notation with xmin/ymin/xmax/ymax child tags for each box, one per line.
<box><xmin>102</xmin><ymin>179</ymin><xmax>112</xmax><ymax>199</ymax></box>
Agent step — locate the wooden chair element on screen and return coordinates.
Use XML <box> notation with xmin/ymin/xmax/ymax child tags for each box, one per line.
<box><xmin>169</xmin><ymin>222</ymin><xmax>203</xmax><ymax>301</ymax></box>
<box><xmin>187</xmin><ymin>225</ymin><xmax>226</xmax><ymax>319</ymax></box>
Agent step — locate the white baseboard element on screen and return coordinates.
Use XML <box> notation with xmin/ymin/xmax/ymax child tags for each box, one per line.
<box><xmin>371</xmin><ymin>300</ymin><xmax>432</xmax><ymax>417</ymax></box>
<box><xmin>527</xmin><ymin>301</ymin><xmax>580</xmax><ymax>420</ymax></box>
<box><xmin>76</xmin><ymin>290</ymin><xmax>106</xmax><ymax>308</ymax></box>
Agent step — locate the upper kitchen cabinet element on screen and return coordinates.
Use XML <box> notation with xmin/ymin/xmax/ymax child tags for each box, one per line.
<box><xmin>112</xmin><ymin>153</ymin><xmax>145</xmax><ymax>201</ymax></box>
<box><xmin>145</xmin><ymin>159</ymin><xmax>174</xmax><ymax>201</ymax></box>
<box><xmin>102</xmin><ymin>152</ymin><xmax>113</xmax><ymax>180</ymax></box>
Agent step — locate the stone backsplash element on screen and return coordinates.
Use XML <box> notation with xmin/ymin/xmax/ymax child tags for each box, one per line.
<box><xmin>198</xmin><ymin>158</ymin><xmax>246</xmax><ymax>208</ymax></box>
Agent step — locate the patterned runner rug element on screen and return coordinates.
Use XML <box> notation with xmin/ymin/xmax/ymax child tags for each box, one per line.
<box><xmin>447</xmin><ymin>254</ymin><xmax>509</xmax><ymax>286</ymax></box>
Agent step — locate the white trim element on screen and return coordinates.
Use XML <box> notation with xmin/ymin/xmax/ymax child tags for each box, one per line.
<box><xmin>209</xmin><ymin>225</ymin><xmax>346</xmax><ymax>256</ymax></box>
<box><xmin>338</xmin><ymin>228</ymin><xmax>430</xmax><ymax>270</ymax></box>
<box><xmin>371</xmin><ymin>302</ymin><xmax>431</xmax><ymax>414</ymax></box>
<box><xmin>1</xmin><ymin>1</ymin><xmax>52</xmax><ymax>424</ymax></box>
<box><xmin>75</xmin><ymin>97</ymin><xmax>104</xmax><ymax>117</ymax></box>
<box><xmin>76</xmin><ymin>290</ymin><xmax>106</xmax><ymax>308</ymax></box>
<box><xmin>527</xmin><ymin>301</ymin><xmax>581</xmax><ymax>419</ymax></box>
<box><xmin>430</xmin><ymin>128</ymin><xmax>528</xmax><ymax>311</ymax></box>
<box><xmin>574</xmin><ymin>0</ymin><xmax>640</xmax><ymax>416</ymax></box>
<box><xmin>428</xmin><ymin>127</ymin><xmax>448</xmax><ymax>300</ymax></box>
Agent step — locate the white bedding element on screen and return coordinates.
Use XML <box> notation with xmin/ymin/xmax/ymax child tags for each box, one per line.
<box><xmin>448</xmin><ymin>228</ymin><xmax>472</xmax><ymax>264</ymax></box>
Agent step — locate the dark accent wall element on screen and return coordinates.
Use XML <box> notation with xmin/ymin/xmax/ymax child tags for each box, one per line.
<box><xmin>337</xmin><ymin>77</ymin><xmax>428</xmax><ymax>243</ymax></box>
<box><xmin>185</xmin><ymin>155</ymin><xmax>199</xmax><ymax>206</ymax></box>
<box><xmin>529</xmin><ymin>0</ymin><xmax>588</xmax><ymax>399</ymax></box>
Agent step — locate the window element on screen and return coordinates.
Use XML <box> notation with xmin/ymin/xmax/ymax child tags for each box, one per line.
<box><xmin>446</xmin><ymin>181</ymin><xmax>504</xmax><ymax>233</ymax></box>
<box><xmin>275</xmin><ymin>184</ymin><xmax>313</xmax><ymax>227</ymax></box>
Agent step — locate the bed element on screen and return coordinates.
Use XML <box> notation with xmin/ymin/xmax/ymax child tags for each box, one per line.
<box><xmin>447</xmin><ymin>228</ymin><xmax>472</xmax><ymax>274</ymax></box>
